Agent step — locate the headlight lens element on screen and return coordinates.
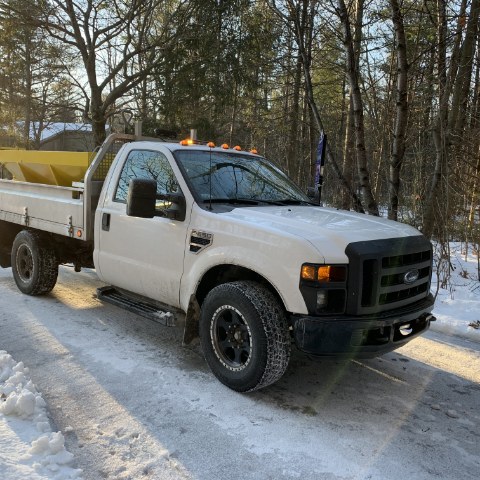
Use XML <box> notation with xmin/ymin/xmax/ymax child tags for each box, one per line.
<box><xmin>301</xmin><ymin>264</ymin><xmax>316</xmax><ymax>281</ymax></box>
<box><xmin>300</xmin><ymin>264</ymin><xmax>347</xmax><ymax>282</ymax></box>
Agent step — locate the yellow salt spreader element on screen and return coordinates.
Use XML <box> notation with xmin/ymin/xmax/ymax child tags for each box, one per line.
<box><xmin>0</xmin><ymin>149</ymin><xmax>94</xmax><ymax>186</ymax></box>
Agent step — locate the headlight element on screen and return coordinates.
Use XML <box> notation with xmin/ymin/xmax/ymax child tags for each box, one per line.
<box><xmin>300</xmin><ymin>264</ymin><xmax>347</xmax><ymax>282</ymax></box>
<box><xmin>299</xmin><ymin>263</ymin><xmax>348</xmax><ymax>315</ymax></box>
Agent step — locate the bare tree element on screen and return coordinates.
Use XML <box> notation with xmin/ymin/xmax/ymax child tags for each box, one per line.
<box><xmin>336</xmin><ymin>0</ymin><xmax>378</xmax><ymax>215</ymax></box>
<box><xmin>388</xmin><ymin>0</ymin><xmax>409</xmax><ymax>221</ymax></box>
<box><xmin>0</xmin><ymin>0</ymin><xmax>79</xmax><ymax>148</ymax></box>
<box><xmin>270</xmin><ymin>0</ymin><xmax>364</xmax><ymax>211</ymax></box>
<box><xmin>32</xmin><ymin>0</ymin><xmax>194</xmax><ymax>146</ymax></box>
<box><xmin>341</xmin><ymin>0</ymin><xmax>362</xmax><ymax>211</ymax></box>
<box><xmin>423</xmin><ymin>0</ymin><xmax>480</xmax><ymax>238</ymax></box>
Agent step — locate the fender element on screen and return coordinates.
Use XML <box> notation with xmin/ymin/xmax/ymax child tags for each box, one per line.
<box><xmin>180</xmin><ymin>242</ymin><xmax>320</xmax><ymax>315</ymax></box>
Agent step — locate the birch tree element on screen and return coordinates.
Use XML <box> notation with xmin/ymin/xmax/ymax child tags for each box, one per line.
<box><xmin>388</xmin><ymin>0</ymin><xmax>409</xmax><ymax>221</ymax></box>
<box><xmin>336</xmin><ymin>0</ymin><xmax>379</xmax><ymax>215</ymax></box>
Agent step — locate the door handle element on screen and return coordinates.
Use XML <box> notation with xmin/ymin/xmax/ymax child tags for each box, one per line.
<box><xmin>102</xmin><ymin>213</ymin><xmax>111</xmax><ymax>231</ymax></box>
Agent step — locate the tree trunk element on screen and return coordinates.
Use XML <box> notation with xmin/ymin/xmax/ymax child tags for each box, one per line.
<box><xmin>342</xmin><ymin>0</ymin><xmax>362</xmax><ymax>211</ymax></box>
<box><xmin>286</xmin><ymin>53</ymin><xmax>302</xmax><ymax>176</ymax></box>
<box><xmin>342</xmin><ymin>96</ymin><xmax>355</xmax><ymax>209</ymax></box>
<box><xmin>449</xmin><ymin>0</ymin><xmax>480</xmax><ymax>137</ymax></box>
<box><xmin>23</xmin><ymin>29</ymin><xmax>32</xmax><ymax>150</ymax></box>
<box><xmin>422</xmin><ymin>0</ymin><xmax>448</xmax><ymax>238</ymax></box>
<box><xmin>337</xmin><ymin>0</ymin><xmax>379</xmax><ymax>215</ymax></box>
<box><xmin>91</xmin><ymin>87</ymin><xmax>107</xmax><ymax>146</ymax></box>
<box><xmin>423</xmin><ymin>0</ymin><xmax>479</xmax><ymax>238</ymax></box>
<box><xmin>388</xmin><ymin>0</ymin><xmax>409</xmax><ymax>221</ymax></box>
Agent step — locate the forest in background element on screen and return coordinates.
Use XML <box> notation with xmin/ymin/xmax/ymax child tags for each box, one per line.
<box><xmin>0</xmin><ymin>0</ymin><xmax>479</xmax><ymax>278</ymax></box>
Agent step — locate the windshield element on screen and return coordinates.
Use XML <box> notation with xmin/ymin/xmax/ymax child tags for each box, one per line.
<box><xmin>174</xmin><ymin>150</ymin><xmax>310</xmax><ymax>205</ymax></box>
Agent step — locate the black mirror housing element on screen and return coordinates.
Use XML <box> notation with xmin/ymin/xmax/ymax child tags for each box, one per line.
<box><xmin>127</xmin><ymin>178</ymin><xmax>156</xmax><ymax>218</ymax></box>
<box><xmin>127</xmin><ymin>178</ymin><xmax>187</xmax><ymax>221</ymax></box>
<box><xmin>156</xmin><ymin>192</ymin><xmax>187</xmax><ymax>221</ymax></box>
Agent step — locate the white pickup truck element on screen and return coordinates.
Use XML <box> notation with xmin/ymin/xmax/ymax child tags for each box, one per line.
<box><xmin>0</xmin><ymin>133</ymin><xmax>435</xmax><ymax>391</ymax></box>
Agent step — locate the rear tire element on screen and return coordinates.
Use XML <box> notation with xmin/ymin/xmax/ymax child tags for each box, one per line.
<box><xmin>11</xmin><ymin>230</ymin><xmax>58</xmax><ymax>295</ymax></box>
<box><xmin>200</xmin><ymin>281</ymin><xmax>291</xmax><ymax>392</ymax></box>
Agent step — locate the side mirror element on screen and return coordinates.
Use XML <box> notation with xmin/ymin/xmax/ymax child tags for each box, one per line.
<box><xmin>156</xmin><ymin>192</ymin><xmax>187</xmax><ymax>222</ymax></box>
<box><xmin>127</xmin><ymin>178</ymin><xmax>186</xmax><ymax>221</ymax></box>
<box><xmin>127</xmin><ymin>178</ymin><xmax>156</xmax><ymax>218</ymax></box>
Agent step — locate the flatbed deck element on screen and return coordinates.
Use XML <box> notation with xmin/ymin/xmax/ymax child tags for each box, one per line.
<box><xmin>0</xmin><ymin>179</ymin><xmax>85</xmax><ymax>238</ymax></box>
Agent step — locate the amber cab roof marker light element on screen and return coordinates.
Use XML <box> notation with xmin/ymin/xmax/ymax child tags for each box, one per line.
<box><xmin>179</xmin><ymin>139</ymin><xmax>248</xmax><ymax>150</ymax></box>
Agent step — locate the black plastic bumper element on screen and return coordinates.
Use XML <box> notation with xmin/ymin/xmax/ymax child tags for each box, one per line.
<box><xmin>291</xmin><ymin>294</ymin><xmax>435</xmax><ymax>358</ymax></box>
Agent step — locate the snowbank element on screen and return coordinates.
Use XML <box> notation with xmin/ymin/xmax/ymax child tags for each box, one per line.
<box><xmin>0</xmin><ymin>350</ymin><xmax>82</xmax><ymax>480</ymax></box>
<box><xmin>431</xmin><ymin>243</ymin><xmax>480</xmax><ymax>342</ymax></box>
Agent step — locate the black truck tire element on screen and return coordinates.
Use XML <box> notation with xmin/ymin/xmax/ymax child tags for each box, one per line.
<box><xmin>200</xmin><ymin>280</ymin><xmax>291</xmax><ymax>392</ymax></box>
<box><xmin>11</xmin><ymin>230</ymin><xmax>58</xmax><ymax>295</ymax></box>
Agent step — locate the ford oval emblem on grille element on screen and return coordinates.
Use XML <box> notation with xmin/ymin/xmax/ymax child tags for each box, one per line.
<box><xmin>403</xmin><ymin>269</ymin><xmax>419</xmax><ymax>285</ymax></box>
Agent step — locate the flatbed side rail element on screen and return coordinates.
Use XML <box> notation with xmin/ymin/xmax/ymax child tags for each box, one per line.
<box><xmin>0</xmin><ymin>179</ymin><xmax>84</xmax><ymax>238</ymax></box>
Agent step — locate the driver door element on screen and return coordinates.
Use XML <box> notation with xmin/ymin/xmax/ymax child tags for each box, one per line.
<box><xmin>96</xmin><ymin>147</ymin><xmax>189</xmax><ymax>308</ymax></box>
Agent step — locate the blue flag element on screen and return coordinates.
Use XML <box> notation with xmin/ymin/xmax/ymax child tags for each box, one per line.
<box><xmin>315</xmin><ymin>131</ymin><xmax>326</xmax><ymax>186</ymax></box>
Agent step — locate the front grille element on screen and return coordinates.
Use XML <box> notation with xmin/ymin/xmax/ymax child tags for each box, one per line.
<box><xmin>382</xmin><ymin>250</ymin><xmax>431</xmax><ymax>268</ymax></box>
<box><xmin>345</xmin><ymin>236</ymin><xmax>433</xmax><ymax>315</ymax></box>
<box><xmin>379</xmin><ymin>283</ymin><xmax>428</xmax><ymax>305</ymax></box>
<box><xmin>381</xmin><ymin>266</ymin><xmax>430</xmax><ymax>287</ymax></box>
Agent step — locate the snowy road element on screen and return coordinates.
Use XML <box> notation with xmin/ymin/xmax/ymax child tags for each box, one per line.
<box><xmin>1</xmin><ymin>266</ymin><xmax>479</xmax><ymax>480</ymax></box>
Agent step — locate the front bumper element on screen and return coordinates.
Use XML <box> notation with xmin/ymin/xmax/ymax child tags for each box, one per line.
<box><xmin>291</xmin><ymin>294</ymin><xmax>435</xmax><ymax>358</ymax></box>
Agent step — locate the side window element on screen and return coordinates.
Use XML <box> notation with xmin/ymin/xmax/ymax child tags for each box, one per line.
<box><xmin>114</xmin><ymin>150</ymin><xmax>179</xmax><ymax>205</ymax></box>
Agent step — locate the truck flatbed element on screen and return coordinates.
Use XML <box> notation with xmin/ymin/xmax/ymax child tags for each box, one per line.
<box><xmin>0</xmin><ymin>179</ymin><xmax>84</xmax><ymax>238</ymax></box>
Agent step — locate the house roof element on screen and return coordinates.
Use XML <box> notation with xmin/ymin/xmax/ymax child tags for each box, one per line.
<box><xmin>27</xmin><ymin>122</ymin><xmax>93</xmax><ymax>142</ymax></box>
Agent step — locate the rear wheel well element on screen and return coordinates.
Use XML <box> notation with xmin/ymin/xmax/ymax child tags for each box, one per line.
<box><xmin>0</xmin><ymin>221</ymin><xmax>22</xmax><ymax>267</ymax></box>
<box><xmin>0</xmin><ymin>222</ymin><xmax>93</xmax><ymax>269</ymax></box>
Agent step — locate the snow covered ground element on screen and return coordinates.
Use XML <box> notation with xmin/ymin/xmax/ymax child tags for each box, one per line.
<box><xmin>0</xmin><ymin>242</ymin><xmax>479</xmax><ymax>479</ymax></box>
<box><xmin>0</xmin><ymin>352</ymin><xmax>82</xmax><ymax>479</ymax></box>
<box><xmin>430</xmin><ymin>243</ymin><xmax>480</xmax><ymax>340</ymax></box>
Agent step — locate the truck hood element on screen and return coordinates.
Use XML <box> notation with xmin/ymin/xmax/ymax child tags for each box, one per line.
<box><xmin>221</xmin><ymin>206</ymin><xmax>422</xmax><ymax>263</ymax></box>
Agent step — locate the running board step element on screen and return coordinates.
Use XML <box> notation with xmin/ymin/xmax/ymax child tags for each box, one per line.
<box><xmin>97</xmin><ymin>286</ymin><xmax>175</xmax><ymax>326</ymax></box>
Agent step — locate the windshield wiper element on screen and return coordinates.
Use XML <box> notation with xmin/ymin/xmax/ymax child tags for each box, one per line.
<box><xmin>258</xmin><ymin>199</ymin><xmax>317</xmax><ymax>206</ymax></box>
<box><xmin>203</xmin><ymin>198</ymin><xmax>259</xmax><ymax>205</ymax></box>
<box><xmin>202</xmin><ymin>198</ymin><xmax>316</xmax><ymax>207</ymax></box>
